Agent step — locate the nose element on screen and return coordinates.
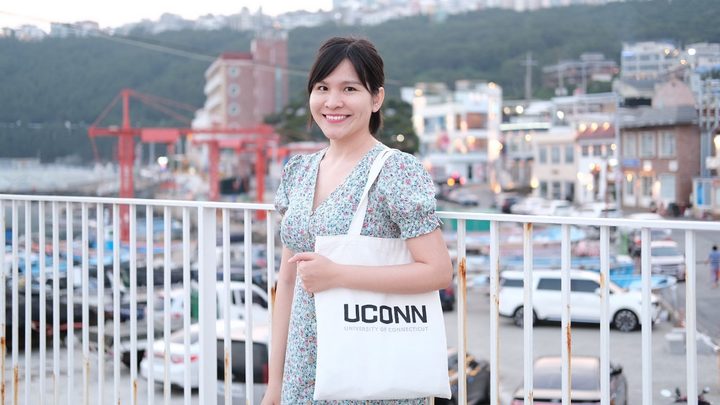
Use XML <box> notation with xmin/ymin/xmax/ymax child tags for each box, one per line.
<box><xmin>324</xmin><ymin>90</ymin><xmax>343</xmax><ymax>109</ymax></box>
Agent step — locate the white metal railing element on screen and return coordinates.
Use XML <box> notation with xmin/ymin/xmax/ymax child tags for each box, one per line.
<box><xmin>1</xmin><ymin>194</ymin><xmax>719</xmax><ymax>405</ymax></box>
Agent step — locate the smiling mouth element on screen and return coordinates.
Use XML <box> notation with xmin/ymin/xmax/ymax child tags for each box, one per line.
<box><xmin>324</xmin><ymin>114</ymin><xmax>349</xmax><ymax>122</ymax></box>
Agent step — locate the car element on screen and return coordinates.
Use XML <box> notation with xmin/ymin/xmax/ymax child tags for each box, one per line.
<box><xmin>626</xmin><ymin>228</ymin><xmax>673</xmax><ymax>258</ymax></box>
<box><xmin>510</xmin><ymin>197</ymin><xmax>547</xmax><ymax>215</ymax></box>
<box><xmin>510</xmin><ymin>356</ymin><xmax>628</xmax><ymax>405</ymax></box>
<box><xmin>141</xmin><ymin>319</ymin><xmax>269</xmax><ymax>390</ymax></box>
<box><xmin>436</xmin><ymin>349</ymin><xmax>490</xmax><ymax>405</ymax></box>
<box><xmin>447</xmin><ymin>189</ymin><xmax>481</xmax><ymax>207</ymax></box>
<box><xmin>146</xmin><ymin>281</ymin><xmax>269</xmax><ymax>332</ymax></box>
<box><xmin>621</xmin><ymin>212</ymin><xmax>672</xmax><ymax>255</ymax></box>
<box><xmin>497</xmin><ymin>194</ymin><xmax>520</xmax><ymax>214</ymax></box>
<box><xmin>439</xmin><ymin>279</ymin><xmax>456</xmax><ymax>311</ymax></box>
<box><xmin>498</xmin><ymin>269</ymin><xmax>661</xmax><ymax>332</ymax></box>
<box><xmin>649</xmin><ymin>240</ymin><xmax>686</xmax><ymax>281</ymax></box>
<box><xmin>571</xmin><ymin>202</ymin><xmax>621</xmax><ymax>218</ymax></box>
<box><xmin>531</xmin><ymin>199</ymin><xmax>573</xmax><ymax>216</ymax></box>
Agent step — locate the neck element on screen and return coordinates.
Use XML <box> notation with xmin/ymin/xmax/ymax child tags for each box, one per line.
<box><xmin>325</xmin><ymin>134</ymin><xmax>378</xmax><ymax>161</ymax></box>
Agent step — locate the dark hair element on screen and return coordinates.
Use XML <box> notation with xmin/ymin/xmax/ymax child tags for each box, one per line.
<box><xmin>307</xmin><ymin>37</ymin><xmax>385</xmax><ymax>135</ymax></box>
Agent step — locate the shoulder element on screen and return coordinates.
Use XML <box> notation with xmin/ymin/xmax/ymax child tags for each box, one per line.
<box><xmin>281</xmin><ymin>149</ymin><xmax>323</xmax><ymax>178</ymax></box>
<box><xmin>376</xmin><ymin>149</ymin><xmax>434</xmax><ymax>193</ymax></box>
<box><xmin>382</xmin><ymin>149</ymin><xmax>427</xmax><ymax>174</ymax></box>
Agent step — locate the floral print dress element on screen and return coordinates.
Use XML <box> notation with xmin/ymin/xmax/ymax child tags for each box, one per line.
<box><xmin>274</xmin><ymin>142</ymin><xmax>441</xmax><ymax>405</ymax></box>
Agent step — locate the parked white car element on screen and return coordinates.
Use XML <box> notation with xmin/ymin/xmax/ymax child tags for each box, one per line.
<box><xmin>146</xmin><ymin>281</ymin><xmax>270</xmax><ymax>332</ymax></box>
<box><xmin>140</xmin><ymin>319</ymin><xmax>269</xmax><ymax>389</ymax></box>
<box><xmin>531</xmin><ymin>199</ymin><xmax>573</xmax><ymax>216</ymax></box>
<box><xmin>650</xmin><ymin>240</ymin><xmax>686</xmax><ymax>281</ymax></box>
<box><xmin>571</xmin><ymin>202</ymin><xmax>621</xmax><ymax>218</ymax></box>
<box><xmin>509</xmin><ymin>197</ymin><xmax>547</xmax><ymax>215</ymax></box>
<box><xmin>498</xmin><ymin>269</ymin><xmax>661</xmax><ymax>332</ymax></box>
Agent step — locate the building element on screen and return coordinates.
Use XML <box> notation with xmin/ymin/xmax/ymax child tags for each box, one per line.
<box><xmin>684</xmin><ymin>42</ymin><xmax>720</xmax><ymax>70</ymax></box>
<box><xmin>500</xmin><ymin>121</ymin><xmax>548</xmax><ymax>191</ymax></box>
<box><xmin>409</xmin><ymin>80</ymin><xmax>503</xmax><ymax>187</ymax></box>
<box><xmin>531</xmin><ymin>125</ymin><xmax>577</xmax><ymax>201</ymax></box>
<box><xmin>50</xmin><ymin>21</ymin><xmax>101</xmax><ymax>38</ymax></box>
<box><xmin>619</xmin><ymin>105</ymin><xmax>699</xmax><ymax>211</ymax></box>
<box><xmin>620</xmin><ymin>41</ymin><xmax>680</xmax><ymax>81</ymax></box>
<box><xmin>499</xmin><ymin>93</ymin><xmax>619</xmax><ymax>198</ymax></box>
<box><xmin>542</xmin><ymin>53</ymin><xmax>618</xmax><ymax>93</ymax></box>
<box><xmin>499</xmin><ymin>100</ymin><xmax>555</xmax><ymax>192</ymax></box>
<box><xmin>200</xmin><ymin>34</ymin><xmax>288</xmax><ymax>129</ymax></box>
<box><xmin>14</xmin><ymin>25</ymin><xmax>46</xmax><ymax>41</ymax></box>
<box><xmin>574</xmin><ymin>119</ymin><xmax>618</xmax><ymax>204</ymax></box>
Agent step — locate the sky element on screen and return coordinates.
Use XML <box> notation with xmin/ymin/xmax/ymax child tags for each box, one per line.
<box><xmin>0</xmin><ymin>1</ymin><xmax>333</xmax><ymax>31</ymax></box>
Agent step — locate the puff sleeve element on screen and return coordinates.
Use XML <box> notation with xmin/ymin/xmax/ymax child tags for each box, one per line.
<box><xmin>274</xmin><ymin>154</ymin><xmax>303</xmax><ymax>216</ymax></box>
<box><xmin>375</xmin><ymin>151</ymin><xmax>441</xmax><ymax>239</ymax></box>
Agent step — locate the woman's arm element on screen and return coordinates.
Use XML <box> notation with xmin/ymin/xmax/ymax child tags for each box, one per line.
<box><xmin>290</xmin><ymin>227</ymin><xmax>453</xmax><ymax>294</ymax></box>
<box><xmin>262</xmin><ymin>247</ymin><xmax>296</xmax><ymax>405</ymax></box>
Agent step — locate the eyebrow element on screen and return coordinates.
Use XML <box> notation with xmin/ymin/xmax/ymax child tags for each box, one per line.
<box><xmin>316</xmin><ymin>80</ymin><xmax>364</xmax><ymax>86</ymax></box>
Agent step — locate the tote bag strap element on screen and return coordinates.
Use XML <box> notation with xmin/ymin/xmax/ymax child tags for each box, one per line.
<box><xmin>347</xmin><ymin>146</ymin><xmax>396</xmax><ymax>236</ymax></box>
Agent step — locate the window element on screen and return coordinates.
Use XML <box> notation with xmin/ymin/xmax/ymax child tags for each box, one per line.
<box><xmin>659</xmin><ymin>131</ymin><xmax>676</xmax><ymax>157</ymax></box>
<box><xmin>455</xmin><ymin>113</ymin><xmax>487</xmax><ymax>130</ymax></box>
<box><xmin>640</xmin><ymin>132</ymin><xmax>656</xmax><ymax>158</ymax></box>
<box><xmin>593</xmin><ymin>144</ymin><xmax>603</xmax><ymax>157</ymax></box>
<box><xmin>424</xmin><ymin>116</ymin><xmax>446</xmax><ymax>132</ymax></box>
<box><xmin>625</xmin><ymin>175</ymin><xmax>635</xmax><ymax>196</ymax></box>
<box><xmin>228</xmin><ymin>103</ymin><xmax>239</xmax><ymax>116</ymax></box>
<box><xmin>565</xmin><ymin>145</ymin><xmax>574</xmax><ymax>163</ymax></box>
<box><xmin>228</xmin><ymin>66</ymin><xmax>239</xmax><ymax>77</ymax></box>
<box><xmin>623</xmin><ymin>134</ymin><xmax>637</xmax><ymax>158</ymax></box>
<box><xmin>539</xmin><ymin>146</ymin><xmax>547</xmax><ymax>163</ymax></box>
<box><xmin>537</xmin><ymin>278</ymin><xmax>561</xmax><ymax>291</ymax></box>
<box><xmin>659</xmin><ymin>174</ymin><xmax>676</xmax><ymax>200</ymax></box>
<box><xmin>501</xmin><ymin>278</ymin><xmax>523</xmax><ymax>288</ymax></box>
<box><xmin>571</xmin><ymin>279</ymin><xmax>599</xmax><ymax>293</ymax></box>
<box><xmin>551</xmin><ymin>146</ymin><xmax>560</xmax><ymax>164</ymax></box>
<box><xmin>466</xmin><ymin>113</ymin><xmax>487</xmax><ymax>129</ymax></box>
<box><xmin>552</xmin><ymin>181</ymin><xmax>562</xmax><ymax>199</ymax></box>
<box><xmin>581</xmin><ymin>145</ymin><xmax>590</xmax><ymax>157</ymax></box>
<box><xmin>540</xmin><ymin>181</ymin><xmax>548</xmax><ymax>198</ymax></box>
<box><xmin>641</xmin><ymin>176</ymin><xmax>653</xmax><ymax>197</ymax></box>
<box><xmin>565</xmin><ymin>182</ymin><xmax>575</xmax><ymax>201</ymax></box>
<box><xmin>228</xmin><ymin>84</ymin><xmax>240</xmax><ymax>97</ymax></box>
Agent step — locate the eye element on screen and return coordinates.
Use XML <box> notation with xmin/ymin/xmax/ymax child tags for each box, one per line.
<box><xmin>314</xmin><ymin>85</ymin><xmax>328</xmax><ymax>92</ymax></box>
<box><xmin>344</xmin><ymin>86</ymin><xmax>357</xmax><ymax>92</ymax></box>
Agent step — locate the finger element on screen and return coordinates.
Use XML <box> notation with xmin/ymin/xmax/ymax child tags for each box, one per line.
<box><xmin>289</xmin><ymin>252</ymin><xmax>315</xmax><ymax>263</ymax></box>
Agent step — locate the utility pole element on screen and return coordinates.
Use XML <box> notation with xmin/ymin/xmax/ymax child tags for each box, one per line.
<box><xmin>522</xmin><ymin>52</ymin><xmax>537</xmax><ymax>104</ymax></box>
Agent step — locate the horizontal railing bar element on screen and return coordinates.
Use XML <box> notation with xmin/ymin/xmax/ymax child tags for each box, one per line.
<box><xmin>437</xmin><ymin>212</ymin><xmax>720</xmax><ymax>230</ymax></box>
<box><xmin>0</xmin><ymin>194</ymin><xmax>274</xmax><ymax>210</ymax></box>
<box><xmin>3</xmin><ymin>193</ymin><xmax>717</xmax><ymax>231</ymax></box>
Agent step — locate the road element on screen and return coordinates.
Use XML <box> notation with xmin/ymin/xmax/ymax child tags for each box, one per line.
<box><xmin>674</xmin><ymin>229</ymin><xmax>720</xmax><ymax>340</ymax></box>
<box><xmin>444</xmin><ymin>285</ymin><xmax>720</xmax><ymax>405</ymax></box>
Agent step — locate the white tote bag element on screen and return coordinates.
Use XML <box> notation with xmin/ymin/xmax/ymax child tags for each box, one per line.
<box><xmin>313</xmin><ymin>148</ymin><xmax>451</xmax><ymax>401</ymax></box>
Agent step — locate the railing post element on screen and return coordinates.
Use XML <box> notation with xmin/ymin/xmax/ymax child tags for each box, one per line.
<box><xmin>456</xmin><ymin>219</ymin><xmax>467</xmax><ymax>405</ymax></box>
<box><xmin>685</xmin><ymin>230</ymin><xmax>698</xmax><ymax>405</ymax></box>
<box><xmin>198</xmin><ymin>206</ymin><xmax>218</xmax><ymax>404</ymax></box>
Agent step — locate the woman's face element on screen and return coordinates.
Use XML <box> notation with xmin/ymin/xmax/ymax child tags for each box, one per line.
<box><xmin>309</xmin><ymin>58</ymin><xmax>384</xmax><ymax>143</ymax></box>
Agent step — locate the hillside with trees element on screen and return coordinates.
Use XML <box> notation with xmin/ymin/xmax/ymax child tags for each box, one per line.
<box><xmin>0</xmin><ymin>0</ymin><xmax>718</xmax><ymax>161</ymax></box>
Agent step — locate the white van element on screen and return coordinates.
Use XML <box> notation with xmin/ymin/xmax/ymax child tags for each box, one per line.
<box><xmin>498</xmin><ymin>270</ymin><xmax>661</xmax><ymax>332</ymax></box>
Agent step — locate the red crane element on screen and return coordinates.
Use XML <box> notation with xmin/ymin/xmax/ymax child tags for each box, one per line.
<box><xmin>88</xmin><ymin>88</ymin><xmax>280</xmax><ymax>240</ymax></box>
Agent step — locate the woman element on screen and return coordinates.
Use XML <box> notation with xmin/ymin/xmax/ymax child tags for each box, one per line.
<box><xmin>262</xmin><ymin>36</ymin><xmax>453</xmax><ymax>405</ymax></box>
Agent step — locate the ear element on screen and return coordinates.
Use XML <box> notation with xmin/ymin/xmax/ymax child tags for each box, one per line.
<box><xmin>372</xmin><ymin>87</ymin><xmax>385</xmax><ymax>113</ymax></box>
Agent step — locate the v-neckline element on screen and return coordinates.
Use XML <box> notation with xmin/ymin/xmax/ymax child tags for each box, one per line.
<box><xmin>309</xmin><ymin>143</ymin><xmax>380</xmax><ymax>216</ymax></box>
